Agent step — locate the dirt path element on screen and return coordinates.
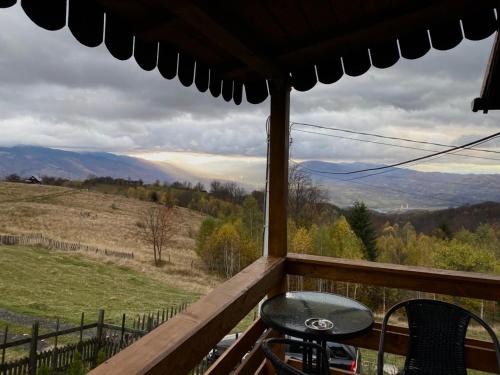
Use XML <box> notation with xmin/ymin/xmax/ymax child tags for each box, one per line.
<box><xmin>0</xmin><ymin>308</ymin><xmax>73</xmax><ymax>331</ymax></box>
<box><xmin>0</xmin><ymin>308</ymin><xmax>95</xmax><ymax>352</ymax></box>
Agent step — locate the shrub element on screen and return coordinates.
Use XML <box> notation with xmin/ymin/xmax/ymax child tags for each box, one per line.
<box><xmin>37</xmin><ymin>365</ymin><xmax>53</xmax><ymax>375</ymax></box>
<box><xmin>68</xmin><ymin>352</ymin><xmax>87</xmax><ymax>375</ymax></box>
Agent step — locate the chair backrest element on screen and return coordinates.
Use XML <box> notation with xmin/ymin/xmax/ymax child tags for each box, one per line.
<box><xmin>377</xmin><ymin>299</ymin><xmax>500</xmax><ymax>375</ymax></box>
<box><xmin>261</xmin><ymin>338</ymin><xmax>330</xmax><ymax>375</ymax></box>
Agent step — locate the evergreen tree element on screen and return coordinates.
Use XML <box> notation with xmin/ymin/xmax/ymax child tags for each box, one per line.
<box><xmin>347</xmin><ymin>201</ymin><xmax>377</xmax><ymax>261</ymax></box>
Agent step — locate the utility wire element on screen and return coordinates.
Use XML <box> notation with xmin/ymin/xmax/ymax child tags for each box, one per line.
<box><xmin>291</xmin><ymin>160</ymin><xmax>464</xmax><ymax>206</ymax></box>
<box><xmin>331</xmin><ymin>135</ymin><xmax>499</xmax><ymax>184</ymax></box>
<box><xmin>288</xmin><ymin>125</ymin><xmax>500</xmax><ymax>204</ymax></box>
<box><xmin>292</xmin><ymin>128</ymin><xmax>500</xmax><ymax>162</ymax></box>
<box><xmin>340</xmin><ymin>136</ymin><xmax>500</xmax><ymax>182</ymax></box>
<box><xmin>287</xmin><ymin>132</ymin><xmax>481</xmax><ymax>206</ymax></box>
<box><xmin>292</xmin><ymin>121</ymin><xmax>500</xmax><ymax>155</ymax></box>
<box><xmin>292</xmin><ymin>132</ymin><xmax>500</xmax><ymax>176</ymax></box>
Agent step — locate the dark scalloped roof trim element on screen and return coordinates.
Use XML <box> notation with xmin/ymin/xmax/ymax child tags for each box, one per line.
<box><xmin>2</xmin><ymin>1</ymin><xmax>498</xmax><ymax>105</ymax></box>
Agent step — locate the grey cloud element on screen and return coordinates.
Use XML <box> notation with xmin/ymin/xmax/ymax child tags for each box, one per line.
<box><xmin>0</xmin><ymin>4</ymin><xmax>499</xmax><ymax>170</ymax></box>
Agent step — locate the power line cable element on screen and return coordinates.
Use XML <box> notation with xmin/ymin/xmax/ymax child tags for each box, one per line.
<box><xmin>288</xmin><ymin>127</ymin><xmax>500</xmax><ymax>204</ymax></box>
<box><xmin>292</xmin><ymin>132</ymin><xmax>500</xmax><ymax>176</ymax></box>
<box><xmin>292</xmin><ymin>128</ymin><xmax>500</xmax><ymax>162</ymax></box>
<box><xmin>292</xmin><ymin>121</ymin><xmax>500</xmax><ymax>155</ymax></box>
<box><xmin>346</xmin><ymin>137</ymin><xmax>500</xmax><ymax>186</ymax></box>
<box><xmin>288</xmin><ymin>133</ymin><xmax>472</xmax><ymax>206</ymax></box>
<box><xmin>295</xmin><ymin>136</ymin><xmax>500</xmax><ymax>185</ymax></box>
<box><xmin>292</xmin><ymin>128</ymin><xmax>500</xmax><ymax>185</ymax></box>
<box><xmin>341</xmin><ymin>135</ymin><xmax>500</xmax><ymax>181</ymax></box>
<box><xmin>291</xmin><ymin>160</ymin><xmax>465</xmax><ymax>206</ymax></box>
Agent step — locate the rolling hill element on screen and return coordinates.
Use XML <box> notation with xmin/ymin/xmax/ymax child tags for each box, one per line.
<box><xmin>0</xmin><ymin>181</ymin><xmax>213</xmax><ymax>294</ymax></box>
<box><xmin>301</xmin><ymin>160</ymin><xmax>500</xmax><ymax>210</ymax></box>
<box><xmin>0</xmin><ymin>146</ymin><xmax>176</xmax><ymax>183</ymax></box>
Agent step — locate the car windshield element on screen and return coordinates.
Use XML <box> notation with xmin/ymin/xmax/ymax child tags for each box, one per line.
<box><xmin>329</xmin><ymin>346</ymin><xmax>352</xmax><ymax>360</ymax></box>
<box><xmin>286</xmin><ymin>340</ymin><xmax>355</xmax><ymax>360</ymax></box>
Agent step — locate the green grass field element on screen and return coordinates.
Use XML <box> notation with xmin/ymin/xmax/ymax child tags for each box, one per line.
<box><xmin>0</xmin><ymin>245</ymin><xmax>198</xmax><ymax>325</ymax></box>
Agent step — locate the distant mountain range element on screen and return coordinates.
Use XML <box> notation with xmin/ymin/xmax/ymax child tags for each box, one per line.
<box><xmin>0</xmin><ymin>146</ymin><xmax>176</xmax><ymax>183</ymax></box>
<box><xmin>300</xmin><ymin>161</ymin><xmax>500</xmax><ymax>210</ymax></box>
<box><xmin>1</xmin><ymin>147</ymin><xmax>500</xmax><ymax>211</ymax></box>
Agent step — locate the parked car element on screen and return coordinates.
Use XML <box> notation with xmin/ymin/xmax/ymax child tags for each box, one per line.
<box><xmin>286</xmin><ymin>339</ymin><xmax>361</xmax><ymax>373</ymax></box>
<box><xmin>206</xmin><ymin>333</ymin><xmax>240</xmax><ymax>365</ymax></box>
<box><xmin>207</xmin><ymin>333</ymin><xmax>361</xmax><ymax>373</ymax></box>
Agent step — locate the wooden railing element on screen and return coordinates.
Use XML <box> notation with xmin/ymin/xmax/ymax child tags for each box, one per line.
<box><xmin>89</xmin><ymin>256</ymin><xmax>285</xmax><ymax>375</ymax></box>
<box><xmin>286</xmin><ymin>253</ymin><xmax>500</xmax><ymax>301</ymax></box>
<box><xmin>89</xmin><ymin>254</ymin><xmax>500</xmax><ymax>375</ymax></box>
<box><xmin>285</xmin><ymin>254</ymin><xmax>500</xmax><ymax>374</ymax></box>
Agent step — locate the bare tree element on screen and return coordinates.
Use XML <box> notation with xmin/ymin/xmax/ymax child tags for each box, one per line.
<box><xmin>209</xmin><ymin>180</ymin><xmax>246</xmax><ymax>204</ymax></box>
<box><xmin>288</xmin><ymin>164</ymin><xmax>327</xmax><ymax>226</ymax></box>
<box><xmin>138</xmin><ymin>206</ymin><xmax>178</xmax><ymax>266</ymax></box>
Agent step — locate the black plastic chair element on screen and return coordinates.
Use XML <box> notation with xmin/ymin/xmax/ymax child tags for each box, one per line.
<box><xmin>261</xmin><ymin>338</ymin><xmax>330</xmax><ymax>375</ymax></box>
<box><xmin>377</xmin><ymin>299</ymin><xmax>500</xmax><ymax>375</ymax></box>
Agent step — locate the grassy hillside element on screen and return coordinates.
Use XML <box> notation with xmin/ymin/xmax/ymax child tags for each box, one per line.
<box><xmin>0</xmin><ymin>245</ymin><xmax>197</xmax><ymax>324</ymax></box>
<box><xmin>0</xmin><ymin>182</ymin><xmax>218</xmax><ymax>294</ymax></box>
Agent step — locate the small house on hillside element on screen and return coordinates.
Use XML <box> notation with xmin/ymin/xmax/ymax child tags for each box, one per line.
<box><xmin>25</xmin><ymin>176</ymin><xmax>41</xmax><ymax>184</ymax></box>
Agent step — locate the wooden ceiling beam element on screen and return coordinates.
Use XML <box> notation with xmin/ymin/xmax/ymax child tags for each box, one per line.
<box><xmin>277</xmin><ymin>0</ymin><xmax>471</xmax><ymax>66</ymax></box>
<box><xmin>147</xmin><ymin>0</ymin><xmax>283</xmax><ymax>78</ymax></box>
<box><xmin>224</xmin><ymin>0</ymin><xmax>493</xmax><ymax>78</ymax></box>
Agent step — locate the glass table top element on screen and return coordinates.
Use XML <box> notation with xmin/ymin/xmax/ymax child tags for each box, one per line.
<box><xmin>260</xmin><ymin>291</ymin><xmax>374</xmax><ymax>340</ymax></box>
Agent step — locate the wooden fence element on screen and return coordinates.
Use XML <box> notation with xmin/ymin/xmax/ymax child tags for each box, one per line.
<box><xmin>0</xmin><ymin>303</ymin><xmax>192</xmax><ymax>375</ymax></box>
<box><xmin>0</xmin><ymin>233</ymin><xmax>134</xmax><ymax>259</ymax></box>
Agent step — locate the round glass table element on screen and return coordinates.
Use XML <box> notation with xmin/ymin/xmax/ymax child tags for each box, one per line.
<box><xmin>260</xmin><ymin>291</ymin><xmax>374</xmax><ymax>373</ymax></box>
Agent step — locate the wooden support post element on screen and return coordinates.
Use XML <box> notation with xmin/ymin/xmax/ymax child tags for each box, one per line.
<box><xmin>267</xmin><ymin>79</ymin><xmax>290</xmax><ymax>258</ymax></box>
<box><xmin>267</xmin><ymin>79</ymin><xmax>291</xmax><ymax>296</ymax></box>
<box><xmin>28</xmin><ymin>321</ymin><xmax>39</xmax><ymax>375</ymax></box>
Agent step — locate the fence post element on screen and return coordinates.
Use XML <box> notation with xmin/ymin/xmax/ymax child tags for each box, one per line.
<box><xmin>147</xmin><ymin>315</ymin><xmax>153</xmax><ymax>332</ymax></box>
<box><xmin>79</xmin><ymin>313</ymin><xmax>84</xmax><ymax>343</ymax></box>
<box><xmin>52</xmin><ymin>318</ymin><xmax>59</xmax><ymax>371</ymax></box>
<box><xmin>93</xmin><ymin>309</ymin><xmax>104</xmax><ymax>368</ymax></box>
<box><xmin>1</xmin><ymin>325</ymin><xmax>7</xmax><ymax>367</ymax></box>
<box><xmin>28</xmin><ymin>321</ymin><xmax>39</xmax><ymax>375</ymax></box>
<box><xmin>120</xmin><ymin>314</ymin><xmax>126</xmax><ymax>348</ymax></box>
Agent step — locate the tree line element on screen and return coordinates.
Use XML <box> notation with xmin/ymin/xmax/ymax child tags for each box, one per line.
<box><xmin>194</xmin><ymin>166</ymin><xmax>499</xmax><ymax>319</ymax></box>
<box><xmin>10</xmin><ymin>172</ymin><xmax>499</xmax><ymax>317</ymax></box>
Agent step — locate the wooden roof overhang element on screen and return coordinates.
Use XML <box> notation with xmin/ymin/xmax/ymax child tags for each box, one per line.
<box><xmin>473</xmin><ymin>30</ymin><xmax>500</xmax><ymax>113</ymax></box>
<box><xmin>1</xmin><ymin>0</ymin><xmax>498</xmax><ymax>105</ymax></box>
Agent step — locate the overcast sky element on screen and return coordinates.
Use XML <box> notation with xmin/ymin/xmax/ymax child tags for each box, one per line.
<box><xmin>1</xmin><ymin>4</ymin><xmax>500</xmax><ymax>185</ymax></box>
